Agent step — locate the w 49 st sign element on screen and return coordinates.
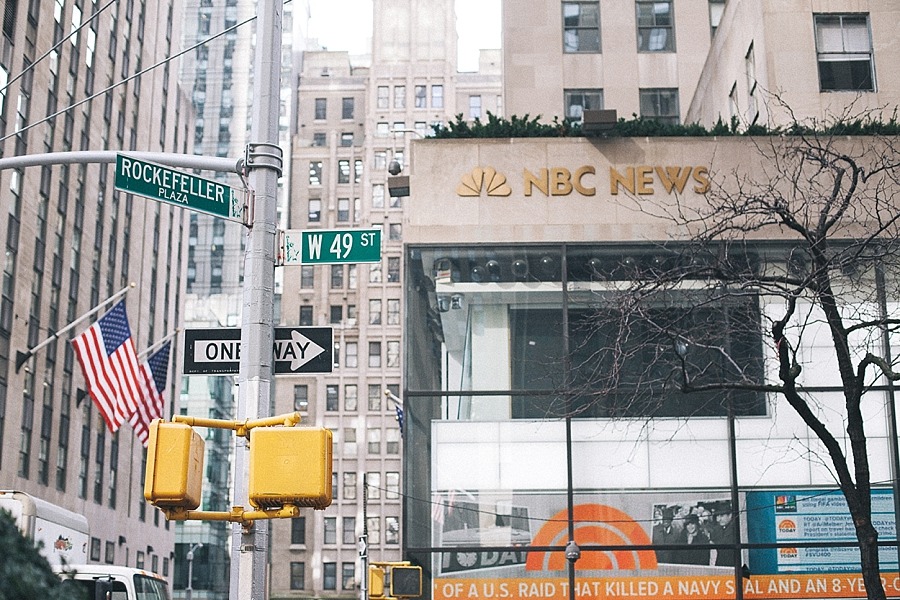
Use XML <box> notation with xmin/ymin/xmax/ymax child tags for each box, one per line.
<box><xmin>283</xmin><ymin>228</ymin><xmax>381</xmax><ymax>265</ymax></box>
<box><xmin>183</xmin><ymin>327</ymin><xmax>333</xmax><ymax>375</ymax></box>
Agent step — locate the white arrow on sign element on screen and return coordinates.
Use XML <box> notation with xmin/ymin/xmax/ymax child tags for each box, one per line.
<box><xmin>274</xmin><ymin>330</ymin><xmax>326</xmax><ymax>371</ymax></box>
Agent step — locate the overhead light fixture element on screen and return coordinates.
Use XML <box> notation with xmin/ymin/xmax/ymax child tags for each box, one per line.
<box><xmin>470</xmin><ymin>265</ymin><xmax>486</xmax><ymax>282</ymax></box>
<box><xmin>512</xmin><ymin>259</ymin><xmax>529</xmax><ymax>280</ymax></box>
<box><xmin>581</xmin><ymin>109</ymin><xmax>618</xmax><ymax>136</ymax></box>
<box><xmin>387</xmin><ymin>175</ymin><xmax>409</xmax><ymax>198</ymax></box>
<box><xmin>485</xmin><ymin>260</ymin><xmax>502</xmax><ymax>281</ymax></box>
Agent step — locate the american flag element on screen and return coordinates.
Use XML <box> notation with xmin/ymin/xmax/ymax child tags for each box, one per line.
<box><xmin>71</xmin><ymin>301</ymin><xmax>143</xmax><ymax>433</ymax></box>
<box><xmin>129</xmin><ymin>340</ymin><xmax>172</xmax><ymax>446</ymax></box>
<box><xmin>395</xmin><ymin>404</ymin><xmax>405</xmax><ymax>434</ymax></box>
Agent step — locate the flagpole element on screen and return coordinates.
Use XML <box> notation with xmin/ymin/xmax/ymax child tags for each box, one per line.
<box><xmin>138</xmin><ymin>327</ymin><xmax>180</xmax><ymax>360</ymax></box>
<box><xmin>15</xmin><ymin>282</ymin><xmax>135</xmax><ymax>372</ymax></box>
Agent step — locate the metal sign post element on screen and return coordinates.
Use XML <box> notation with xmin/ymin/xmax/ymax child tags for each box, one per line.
<box><xmin>231</xmin><ymin>0</ymin><xmax>282</xmax><ymax>597</ymax></box>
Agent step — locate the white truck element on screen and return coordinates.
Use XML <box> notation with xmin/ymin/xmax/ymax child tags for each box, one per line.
<box><xmin>0</xmin><ymin>490</ymin><xmax>171</xmax><ymax>600</ymax></box>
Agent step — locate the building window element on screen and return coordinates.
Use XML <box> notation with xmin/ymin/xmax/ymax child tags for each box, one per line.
<box><xmin>385</xmin><ymin>516</ymin><xmax>400</xmax><ymax>544</ymax></box>
<box><xmin>389</xmin><ymin>224</ymin><xmax>402</xmax><ymax>241</ymax></box>
<box><xmin>323</xmin><ymin>563</ymin><xmax>337</xmax><ymax>590</ymax></box>
<box><xmin>105</xmin><ymin>541</ymin><xmax>115</xmax><ymax>564</ymax></box>
<box><xmin>367</xmin><ymin>516</ymin><xmax>381</xmax><ymax>544</ymax></box>
<box><xmin>431</xmin><ymin>85</ymin><xmax>443</xmax><ymax>109</ymax></box>
<box><xmin>338</xmin><ymin>159</ymin><xmax>350</xmax><ymax>184</ymax></box>
<box><xmin>414</xmin><ymin>85</ymin><xmax>426</xmax><ymax>108</ymax></box>
<box><xmin>331</xmin><ymin>265</ymin><xmax>344</xmax><ymax>288</ymax></box>
<box><xmin>469</xmin><ymin>95</ymin><xmax>482</xmax><ymax>120</ymax></box>
<box><xmin>291</xmin><ymin>516</ymin><xmax>306</xmax><ymax>544</ymax></box>
<box><xmin>343</xmin><ymin>516</ymin><xmax>357</xmax><ymax>545</ymax></box>
<box><xmin>387</xmin><ymin>299</ymin><xmax>400</xmax><ymax>325</ymax></box>
<box><xmin>387</xmin><ymin>257</ymin><xmax>401</xmax><ymax>282</ymax></box>
<box><xmin>337</xmin><ymin>198</ymin><xmax>350</xmax><ymax>222</ymax></box>
<box><xmin>709</xmin><ymin>0</ymin><xmax>725</xmax><ymax>37</ymax></box>
<box><xmin>136</xmin><ymin>550</ymin><xmax>145</xmax><ymax>569</ymax></box>
<box><xmin>564</xmin><ymin>89</ymin><xmax>603</xmax><ymax>121</ymax></box>
<box><xmin>386</xmin><ymin>428</ymin><xmax>400</xmax><ymax>454</ymax></box>
<box><xmin>368</xmin><ymin>385</ymin><xmax>382</xmax><ymax>411</ymax></box>
<box><xmin>314</xmin><ymin>97</ymin><xmax>326</xmax><ymax>120</ymax></box>
<box><xmin>639</xmin><ymin>88</ymin><xmax>680</xmax><ymax>125</ymax></box>
<box><xmin>326</xmin><ymin>385</ymin><xmax>339</xmax><ymax>411</ymax></box>
<box><xmin>370</xmin><ymin>262</ymin><xmax>383</xmax><ymax>283</ymax></box>
<box><xmin>300</xmin><ymin>266</ymin><xmax>314</xmax><ymax>288</ymax></box>
<box><xmin>342</xmin><ymin>563</ymin><xmax>356</xmax><ymax>590</ymax></box>
<box><xmin>385</xmin><ymin>472</ymin><xmax>400</xmax><ymax>499</ymax></box>
<box><xmin>308</xmin><ymin>161</ymin><xmax>323</xmax><ymax>186</ymax></box>
<box><xmin>308</xmin><ymin>198</ymin><xmax>321</xmax><ymax>222</ymax></box>
<box><xmin>366</xmin><ymin>473</ymin><xmax>381</xmax><ymax>500</ymax></box>
<box><xmin>369</xmin><ymin>342</ymin><xmax>382</xmax><ymax>368</ymax></box>
<box><xmin>367</xmin><ymin>427</ymin><xmax>381</xmax><ymax>454</ymax></box>
<box><xmin>562</xmin><ymin>2</ymin><xmax>601</xmax><ymax>53</ymax></box>
<box><xmin>299</xmin><ymin>305</ymin><xmax>313</xmax><ymax>326</ymax></box>
<box><xmin>346</xmin><ymin>342</ymin><xmax>358</xmax><ymax>368</ymax></box>
<box><xmin>293</xmin><ymin>385</ymin><xmax>309</xmax><ymax>412</ymax></box>
<box><xmin>636</xmin><ymin>1</ymin><xmax>674</xmax><ymax>52</ymax></box>
<box><xmin>372</xmin><ymin>184</ymin><xmax>385</xmax><ymax>208</ymax></box>
<box><xmin>374</xmin><ymin>151</ymin><xmax>387</xmax><ymax>171</ymax></box>
<box><xmin>330</xmin><ymin>305</ymin><xmax>343</xmax><ymax>324</ymax></box>
<box><xmin>369</xmin><ymin>299</ymin><xmax>382</xmax><ymax>325</ymax></box>
<box><xmin>355</xmin><ymin>159</ymin><xmax>363</xmax><ymax>183</ymax></box>
<box><xmin>290</xmin><ymin>562</ymin><xmax>305</xmax><ymax>589</ymax></box>
<box><xmin>387</xmin><ymin>341</ymin><xmax>400</xmax><ymax>367</ymax></box>
<box><xmin>342</xmin><ymin>97</ymin><xmax>354</xmax><ymax>119</ymax></box>
<box><xmin>324</xmin><ymin>516</ymin><xmax>337</xmax><ymax>544</ymax></box>
<box><xmin>340</xmin><ymin>132</ymin><xmax>353</xmax><ymax>147</ymax></box>
<box><xmin>377</xmin><ymin>86</ymin><xmax>389</xmax><ymax>109</ymax></box>
<box><xmin>376</xmin><ymin>122</ymin><xmax>389</xmax><ymax>137</ymax></box>
<box><xmin>745</xmin><ymin>43</ymin><xmax>758</xmax><ymax>123</ymax></box>
<box><xmin>313</xmin><ymin>132</ymin><xmax>326</xmax><ymax>146</ymax></box>
<box><xmin>345</xmin><ymin>384</ymin><xmax>358</xmax><ymax>410</ymax></box>
<box><xmin>393</xmin><ymin>85</ymin><xmax>406</xmax><ymax>109</ymax></box>
<box><xmin>343</xmin><ymin>472</ymin><xmax>357</xmax><ymax>499</ymax></box>
<box><xmin>814</xmin><ymin>14</ymin><xmax>874</xmax><ymax>92</ymax></box>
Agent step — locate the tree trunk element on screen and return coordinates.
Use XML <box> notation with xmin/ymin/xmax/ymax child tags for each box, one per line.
<box><xmin>855</xmin><ymin>517</ymin><xmax>887</xmax><ymax>600</ymax></box>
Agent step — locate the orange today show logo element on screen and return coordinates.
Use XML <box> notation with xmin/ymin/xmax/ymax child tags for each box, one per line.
<box><xmin>526</xmin><ymin>504</ymin><xmax>658</xmax><ymax>572</ymax></box>
<box><xmin>778</xmin><ymin>519</ymin><xmax>797</xmax><ymax>533</ymax></box>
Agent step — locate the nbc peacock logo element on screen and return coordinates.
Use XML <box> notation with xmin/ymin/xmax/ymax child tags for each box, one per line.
<box><xmin>526</xmin><ymin>504</ymin><xmax>658</xmax><ymax>571</ymax></box>
<box><xmin>456</xmin><ymin>167</ymin><xmax>512</xmax><ymax>197</ymax></box>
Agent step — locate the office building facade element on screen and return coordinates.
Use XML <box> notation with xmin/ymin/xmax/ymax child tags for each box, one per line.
<box><xmin>0</xmin><ymin>0</ymin><xmax>191</xmax><ymax>581</ymax></box>
<box><xmin>270</xmin><ymin>1</ymin><xmax>500</xmax><ymax>598</ymax></box>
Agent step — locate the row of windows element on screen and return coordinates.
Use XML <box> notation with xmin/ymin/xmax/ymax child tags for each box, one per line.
<box><xmin>289</xmin><ymin>561</ymin><xmax>356</xmax><ymax>591</ymax></box>
<box><xmin>314</xmin><ymin>96</ymin><xmax>355</xmax><ymax>120</ymax></box>
<box><xmin>563</xmin><ymin>0</ymin><xmax>681</xmax><ymax>53</ymax></box>
<box><xmin>562</xmin><ymin>4</ymin><xmax>875</xmax><ymax>93</ymax></box>
<box><xmin>308</xmin><ymin>159</ymin><xmax>363</xmax><ymax>186</ymax></box>
<box><xmin>89</xmin><ymin>536</ymin><xmax>168</xmax><ymax>577</ymax></box>
<box><xmin>564</xmin><ymin>88</ymin><xmax>680</xmax><ymax>124</ymax></box>
<box><xmin>295</xmin><ymin>259</ymin><xmax>401</xmax><ymax>293</ymax></box>
<box><xmin>294</xmin><ymin>384</ymin><xmax>401</xmax><ymax>413</ymax></box>
<box><xmin>377</xmin><ymin>84</ymin><xmax>443</xmax><ymax>110</ymax></box>
<box><xmin>290</xmin><ymin>514</ymin><xmax>400</xmax><ymax>548</ymax></box>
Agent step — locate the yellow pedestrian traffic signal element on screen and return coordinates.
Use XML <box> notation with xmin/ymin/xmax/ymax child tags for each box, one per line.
<box><xmin>143</xmin><ymin>420</ymin><xmax>205</xmax><ymax>509</ymax></box>
<box><xmin>369</xmin><ymin>565</ymin><xmax>386</xmax><ymax>598</ymax></box>
<box><xmin>390</xmin><ymin>565</ymin><xmax>422</xmax><ymax>598</ymax></box>
<box><xmin>248</xmin><ymin>427</ymin><xmax>333</xmax><ymax>510</ymax></box>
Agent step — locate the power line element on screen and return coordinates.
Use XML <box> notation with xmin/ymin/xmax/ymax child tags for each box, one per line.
<box><xmin>0</xmin><ymin>10</ymin><xmax>258</xmax><ymax>144</ymax></box>
<box><xmin>0</xmin><ymin>0</ymin><xmax>117</xmax><ymax>100</ymax></box>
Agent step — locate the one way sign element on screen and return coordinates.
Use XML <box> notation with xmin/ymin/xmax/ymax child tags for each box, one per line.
<box><xmin>183</xmin><ymin>327</ymin><xmax>333</xmax><ymax>375</ymax></box>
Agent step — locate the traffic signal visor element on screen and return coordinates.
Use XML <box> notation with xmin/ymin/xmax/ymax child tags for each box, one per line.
<box><xmin>248</xmin><ymin>427</ymin><xmax>333</xmax><ymax>510</ymax></box>
<box><xmin>390</xmin><ymin>565</ymin><xmax>423</xmax><ymax>598</ymax></box>
<box><xmin>369</xmin><ymin>565</ymin><xmax>386</xmax><ymax>598</ymax></box>
<box><xmin>144</xmin><ymin>420</ymin><xmax>205</xmax><ymax>509</ymax></box>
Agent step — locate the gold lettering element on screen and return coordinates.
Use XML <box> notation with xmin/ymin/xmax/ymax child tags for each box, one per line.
<box><xmin>551</xmin><ymin>168</ymin><xmax>572</xmax><ymax>196</ymax></box>
<box><xmin>523</xmin><ymin>168</ymin><xmax>548</xmax><ymax>196</ymax></box>
<box><xmin>656</xmin><ymin>166</ymin><xmax>692</xmax><ymax>194</ymax></box>
<box><xmin>573</xmin><ymin>166</ymin><xmax>596</xmax><ymax>196</ymax></box>
<box><xmin>693</xmin><ymin>166</ymin><xmax>710</xmax><ymax>193</ymax></box>
<box><xmin>637</xmin><ymin>166</ymin><xmax>654</xmax><ymax>194</ymax></box>
<box><xmin>609</xmin><ymin>167</ymin><xmax>634</xmax><ymax>195</ymax></box>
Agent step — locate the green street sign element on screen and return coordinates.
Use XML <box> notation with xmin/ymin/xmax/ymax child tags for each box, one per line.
<box><xmin>114</xmin><ymin>154</ymin><xmax>243</xmax><ymax>222</ymax></box>
<box><xmin>283</xmin><ymin>228</ymin><xmax>382</xmax><ymax>265</ymax></box>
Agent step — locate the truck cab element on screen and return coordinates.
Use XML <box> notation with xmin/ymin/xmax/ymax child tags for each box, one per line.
<box><xmin>54</xmin><ymin>565</ymin><xmax>171</xmax><ymax>600</ymax></box>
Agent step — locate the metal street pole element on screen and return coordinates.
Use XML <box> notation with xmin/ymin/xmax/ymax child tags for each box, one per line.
<box><xmin>230</xmin><ymin>0</ymin><xmax>283</xmax><ymax>598</ymax></box>
<box><xmin>186</xmin><ymin>542</ymin><xmax>203</xmax><ymax>600</ymax></box>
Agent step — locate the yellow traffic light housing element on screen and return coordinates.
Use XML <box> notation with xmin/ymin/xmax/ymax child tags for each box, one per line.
<box><xmin>390</xmin><ymin>565</ymin><xmax>423</xmax><ymax>598</ymax></box>
<box><xmin>144</xmin><ymin>420</ymin><xmax>204</xmax><ymax>509</ymax></box>
<box><xmin>248</xmin><ymin>426</ymin><xmax>333</xmax><ymax>510</ymax></box>
<box><xmin>369</xmin><ymin>565</ymin><xmax>386</xmax><ymax>598</ymax></box>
